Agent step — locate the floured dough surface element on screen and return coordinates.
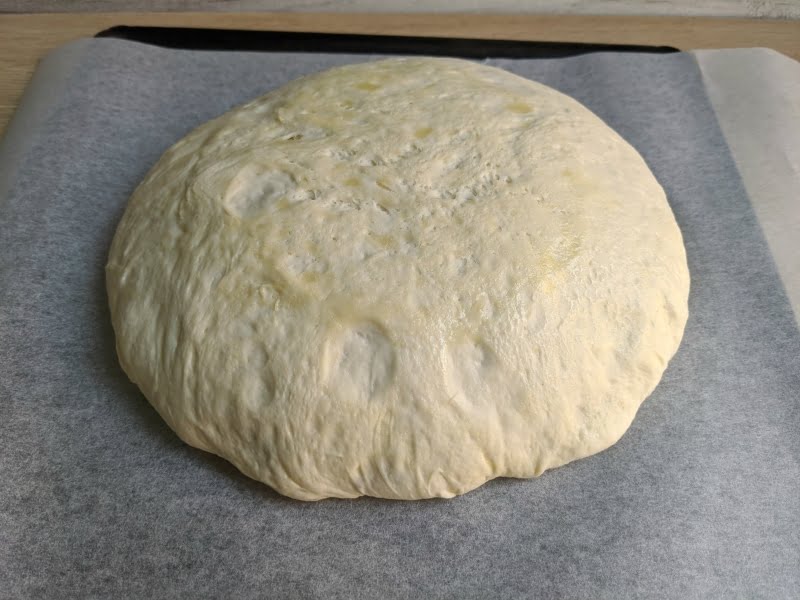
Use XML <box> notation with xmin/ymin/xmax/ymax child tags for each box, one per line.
<box><xmin>107</xmin><ymin>58</ymin><xmax>689</xmax><ymax>500</ymax></box>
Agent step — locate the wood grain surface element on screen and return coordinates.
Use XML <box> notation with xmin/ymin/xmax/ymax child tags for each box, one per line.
<box><xmin>1</xmin><ymin>12</ymin><xmax>799</xmax><ymax>136</ymax></box>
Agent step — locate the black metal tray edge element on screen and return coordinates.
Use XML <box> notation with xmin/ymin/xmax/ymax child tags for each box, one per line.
<box><xmin>96</xmin><ymin>25</ymin><xmax>678</xmax><ymax>58</ymax></box>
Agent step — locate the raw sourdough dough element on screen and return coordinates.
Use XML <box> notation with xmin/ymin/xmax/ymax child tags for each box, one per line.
<box><xmin>107</xmin><ymin>57</ymin><xmax>689</xmax><ymax>500</ymax></box>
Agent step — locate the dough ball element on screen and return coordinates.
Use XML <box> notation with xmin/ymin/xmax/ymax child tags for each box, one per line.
<box><xmin>107</xmin><ymin>58</ymin><xmax>689</xmax><ymax>500</ymax></box>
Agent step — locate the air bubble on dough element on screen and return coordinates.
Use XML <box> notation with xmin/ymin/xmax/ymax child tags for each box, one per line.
<box><xmin>444</xmin><ymin>335</ymin><xmax>497</xmax><ymax>409</ymax></box>
<box><xmin>322</xmin><ymin>322</ymin><xmax>396</xmax><ymax>402</ymax></box>
<box><xmin>223</xmin><ymin>166</ymin><xmax>295</xmax><ymax>218</ymax></box>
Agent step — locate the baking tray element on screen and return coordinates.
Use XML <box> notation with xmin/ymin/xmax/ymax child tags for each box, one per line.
<box><xmin>96</xmin><ymin>25</ymin><xmax>678</xmax><ymax>57</ymax></box>
<box><xmin>1</xmin><ymin>28</ymin><xmax>798</xmax><ymax>599</ymax></box>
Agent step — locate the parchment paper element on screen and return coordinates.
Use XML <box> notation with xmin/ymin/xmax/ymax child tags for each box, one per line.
<box><xmin>696</xmin><ymin>49</ymin><xmax>800</xmax><ymax>323</ymax></box>
<box><xmin>1</xmin><ymin>39</ymin><xmax>798</xmax><ymax>598</ymax></box>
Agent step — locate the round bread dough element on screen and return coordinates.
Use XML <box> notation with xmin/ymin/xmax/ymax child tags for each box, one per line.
<box><xmin>107</xmin><ymin>57</ymin><xmax>689</xmax><ymax>500</ymax></box>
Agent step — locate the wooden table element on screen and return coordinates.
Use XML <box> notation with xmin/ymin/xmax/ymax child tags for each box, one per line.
<box><xmin>1</xmin><ymin>12</ymin><xmax>799</xmax><ymax>136</ymax></box>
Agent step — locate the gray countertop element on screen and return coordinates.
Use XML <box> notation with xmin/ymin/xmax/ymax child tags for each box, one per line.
<box><xmin>1</xmin><ymin>0</ymin><xmax>798</xmax><ymax>19</ymax></box>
